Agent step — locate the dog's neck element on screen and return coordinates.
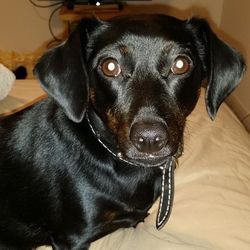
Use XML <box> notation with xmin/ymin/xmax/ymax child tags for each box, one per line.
<box><xmin>86</xmin><ymin>106</ymin><xmax>178</xmax><ymax>230</ymax></box>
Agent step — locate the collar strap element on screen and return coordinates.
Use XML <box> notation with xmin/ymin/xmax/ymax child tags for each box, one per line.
<box><xmin>156</xmin><ymin>158</ymin><xmax>177</xmax><ymax>230</ymax></box>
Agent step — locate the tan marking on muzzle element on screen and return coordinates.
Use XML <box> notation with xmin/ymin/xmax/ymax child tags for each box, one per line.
<box><xmin>106</xmin><ymin>108</ymin><xmax>120</xmax><ymax>134</ymax></box>
<box><xmin>90</xmin><ymin>88</ymin><xmax>96</xmax><ymax>104</ymax></box>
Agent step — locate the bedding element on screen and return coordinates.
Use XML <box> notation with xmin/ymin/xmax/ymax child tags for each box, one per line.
<box><xmin>27</xmin><ymin>87</ymin><xmax>249</xmax><ymax>250</ymax></box>
<box><xmin>88</xmin><ymin>88</ymin><xmax>250</xmax><ymax>250</ymax></box>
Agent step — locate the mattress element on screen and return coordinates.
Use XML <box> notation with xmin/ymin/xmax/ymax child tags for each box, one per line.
<box><xmin>33</xmin><ymin>87</ymin><xmax>250</xmax><ymax>250</ymax></box>
<box><xmin>88</xmin><ymin>88</ymin><xmax>250</xmax><ymax>250</ymax></box>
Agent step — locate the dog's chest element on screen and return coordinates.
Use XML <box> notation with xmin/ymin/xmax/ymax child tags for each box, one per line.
<box><xmin>83</xmin><ymin>182</ymin><xmax>158</xmax><ymax>241</ymax></box>
<box><xmin>82</xmin><ymin>167</ymin><xmax>161</xmax><ymax>235</ymax></box>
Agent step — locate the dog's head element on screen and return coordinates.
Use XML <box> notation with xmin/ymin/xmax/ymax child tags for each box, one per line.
<box><xmin>35</xmin><ymin>15</ymin><xmax>245</xmax><ymax>167</ymax></box>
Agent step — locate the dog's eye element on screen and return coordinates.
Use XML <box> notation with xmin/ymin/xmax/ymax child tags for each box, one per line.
<box><xmin>101</xmin><ymin>58</ymin><xmax>121</xmax><ymax>77</ymax></box>
<box><xmin>171</xmin><ymin>56</ymin><xmax>190</xmax><ymax>75</ymax></box>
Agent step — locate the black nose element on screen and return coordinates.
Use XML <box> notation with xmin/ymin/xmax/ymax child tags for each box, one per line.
<box><xmin>130</xmin><ymin>121</ymin><xmax>168</xmax><ymax>154</ymax></box>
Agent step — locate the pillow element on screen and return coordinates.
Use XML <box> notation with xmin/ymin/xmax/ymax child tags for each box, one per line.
<box><xmin>0</xmin><ymin>64</ymin><xmax>15</xmax><ymax>101</ymax></box>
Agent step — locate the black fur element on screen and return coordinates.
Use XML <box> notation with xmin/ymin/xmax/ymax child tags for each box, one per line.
<box><xmin>0</xmin><ymin>15</ymin><xmax>245</xmax><ymax>249</ymax></box>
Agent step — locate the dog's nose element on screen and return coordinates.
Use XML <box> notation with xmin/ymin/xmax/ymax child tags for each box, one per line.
<box><xmin>130</xmin><ymin>121</ymin><xmax>168</xmax><ymax>154</ymax></box>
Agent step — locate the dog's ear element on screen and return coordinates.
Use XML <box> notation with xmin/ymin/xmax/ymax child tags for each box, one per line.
<box><xmin>187</xmin><ymin>18</ymin><xmax>246</xmax><ymax>120</ymax></box>
<box><xmin>34</xmin><ymin>19</ymin><xmax>101</xmax><ymax>123</ymax></box>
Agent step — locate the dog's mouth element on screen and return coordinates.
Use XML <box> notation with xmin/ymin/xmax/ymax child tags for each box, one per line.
<box><xmin>86</xmin><ymin>106</ymin><xmax>183</xmax><ymax>168</ymax></box>
<box><xmin>128</xmin><ymin>155</ymin><xmax>170</xmax><ymax>168</ymax></box>
<box><xmin>118</xmin><ymin>145</ymin><xmax>183</xmax><ymax>168</ymax></box>
<box><xmin>116</xmin><ymin>150</ymin><xmax>176</xmax><ymax>168</ymax></box>
<box><xmin>115</xmin><ymin>114</ymin><xmax>184</xmax><ymax>168</ymax></box>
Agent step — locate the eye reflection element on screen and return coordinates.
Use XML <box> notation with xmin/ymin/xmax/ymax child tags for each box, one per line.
<box><xmin>171</xmin><ymin>56</ymin><xmax>191</xmax><ymax>75</ymax></box>
<box><xmin>101</xmin><ymin>58</ymin><xmax>121</xmax><ymax>77</ymax></box>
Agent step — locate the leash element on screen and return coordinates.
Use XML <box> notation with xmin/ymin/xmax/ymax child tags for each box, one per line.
<box><xmin>86</xmin><ymin>109</ymin><xmax>177</xmax><ymax>230</ymax></box>
<box><xmin>156</xmin><ymin>157</ymin><xmax>177</xmax><ymax>230</ymax></box>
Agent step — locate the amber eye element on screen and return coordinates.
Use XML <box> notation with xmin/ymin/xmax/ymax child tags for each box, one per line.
<box><xmin>101</xmin><ymin>58</ymin><xmax>121</xmax><ymax>77</ymax></box>
<box><xmin>171</xmin><ymin>56</ymin><xmax>191</xmax><ymax>75</ymax></box>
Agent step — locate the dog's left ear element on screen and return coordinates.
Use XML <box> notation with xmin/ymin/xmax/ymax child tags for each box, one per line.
<box><xmin>34</xmin><ymin>19</ymin><xmax>101</xmax><ymax>123</ymax></box>
<box><xmin>187</xmin><ymin>18</ymin><xmax>246</xmax><ymax>120</ymax></box>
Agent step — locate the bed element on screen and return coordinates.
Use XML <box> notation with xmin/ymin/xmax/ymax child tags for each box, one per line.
<box><xmin>88</xmin><ymin>88</ymin><xmax>250</xmax><ymax>250</ymax></box>
<box><xmin>1</xmin><ymin>80</ymin><xmax>250</xmax><ymax>250</ymax></box>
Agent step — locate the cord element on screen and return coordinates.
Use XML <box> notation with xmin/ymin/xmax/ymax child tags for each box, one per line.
<box><xmin>29</xmin><ymin>0</ymin><xmax>64</xmax><ymax>47</ymax></box>
<box><xmin>29</xmin><ymin>0</ymin><xmax>64</xmax><ymax>8</ymax></box>
<box><xmin>48</xmin><ymin>5</ymin><xmax>63</xmax><ymax>43</ymax></box>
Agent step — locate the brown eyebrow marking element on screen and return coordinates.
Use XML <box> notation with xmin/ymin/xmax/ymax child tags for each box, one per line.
<box><xmin>118</xmin><ymin>44</ymin><xmax>132</xmax><ymax>55</ymax></box>
<box><xmin>162</xmin><ymin>41</ymin><xmax>175</xmax><ymax>53</ymax></box>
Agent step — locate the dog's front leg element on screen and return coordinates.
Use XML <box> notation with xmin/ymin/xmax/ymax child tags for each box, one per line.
<box><xmin>52</xmin><ymin>238</ymin><xmax>90</xmax><ymax>250</ymax></box>
<box><xmin>52</xmin><ymin>245</ymin><xmax>89</xmax><ymax>250</ymax></box>
<box><xmin>0</xmin><ymin>243</ymin><xmax>31</xmax><ymax>250</ymax></box>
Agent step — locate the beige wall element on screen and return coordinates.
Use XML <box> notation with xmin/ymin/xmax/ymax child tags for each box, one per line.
<box><xmin>0</xmin><ymin>0</ymin><xmax>223</xmax><ymax>53</ymax></box>
<box><xmin>220</xmin><ymin>0</ymin><xmax>250</xmax><ymax>130</ymax></box>
<box><xmin>0</xmin><ymin>0</ymin><xmax>249</xmax><ymax>129</ymax></box>
<box><xmin>0</xmin><ymin>0</ymin><xmax>63</xmax><ymax>53</ymax></box>
<box><xmin>131</xmin><ymin>0</ymin><xmax>224</xmax><ymax>25</ymax></box>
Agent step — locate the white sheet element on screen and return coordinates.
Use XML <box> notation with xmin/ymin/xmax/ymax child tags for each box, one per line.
<box><xmin>37</xmin><ymin>89</ymin><xmax>250</xmax><ymax>250</ymax></box>
<box><xmin>90</xmin><ymin>89</ymin><xmax>250</xmax><ymax>250</ymax></box>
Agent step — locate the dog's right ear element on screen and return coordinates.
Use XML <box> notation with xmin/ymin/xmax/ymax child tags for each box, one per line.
<box><xmin>34</xmin><ymin>18</ymin><xmax>101</xmax><ymax>123</ymax></box>
<box><xmin>186</xmin><ymin>18</ymin><xmax>246</xmax><ymax>120</ymax></box>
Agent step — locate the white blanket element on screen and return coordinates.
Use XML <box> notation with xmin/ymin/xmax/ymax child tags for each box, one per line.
<box><xmin>90</xmin><ymin>89</ymin><xmax>250</xmax><ymax>250</ymax></box>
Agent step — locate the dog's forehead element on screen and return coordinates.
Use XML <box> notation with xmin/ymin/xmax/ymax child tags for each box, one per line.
<box><xmin>106</xmin><ymin>14</ymin><xmax>187</xmax><ymax>38</ymax></box>
<box><xmin>97</xmin><ymin>34</ymin><xmax>171</xmax><ymax>58</ymax></box>
<box><xmin>88</xmin><ymin>15</ymin><xmax>195</xmax><ymax>60</ymax></box>
<box><xmin>105</xmin><ymin>16</ymin><xmax>190</xmax><ymax>40</ymax></box>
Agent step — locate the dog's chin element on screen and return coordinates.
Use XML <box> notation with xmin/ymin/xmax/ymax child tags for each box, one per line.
<box><xmin>119</xmin><ymin>154</ymin><xmax>171</xmax><ymax>168</ymax></box>
<box><xmin>118</xmin><ymin>144</ymin><xmax>183</xmax><ymax>168</ymax></box>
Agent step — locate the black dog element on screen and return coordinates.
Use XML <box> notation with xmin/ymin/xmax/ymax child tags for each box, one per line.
<box><xmin>0</xmin><ymin>15</ymin><xmax>245</xmax><ymax>250</ymax></box>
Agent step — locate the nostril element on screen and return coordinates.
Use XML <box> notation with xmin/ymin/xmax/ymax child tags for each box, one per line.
<box><xmin>139</xmin><ymin>137</ymin><xmax>144</xmax><ymax>143</ymax></box>
<box><xmin>154</xmin><ymin>134</ymin><xmax>167</xmax><ymax>149</ymax></box>
<box><xmin>130</xmin><ymin>121</ymin><xmax>168</xmax><ymax>154</ymax></box>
